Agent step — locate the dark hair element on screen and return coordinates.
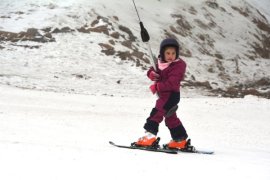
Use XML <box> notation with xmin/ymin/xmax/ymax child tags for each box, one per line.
<box><xmin>159</xmin><ymin>38</ymin><xmax>180</xmax><ymax>61</ymax></box>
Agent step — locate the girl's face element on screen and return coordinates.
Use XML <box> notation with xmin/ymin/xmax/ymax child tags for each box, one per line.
<box><xmin>164</xmin><ymin>47</ymin><xmax>177</xmax><ymax>62</ymax></box>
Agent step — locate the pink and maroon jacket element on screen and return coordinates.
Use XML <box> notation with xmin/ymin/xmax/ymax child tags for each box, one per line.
<box><xmin>147</xmin><ymin>58</ymin><xmax>186</xmax><ymax>96</ymax></box>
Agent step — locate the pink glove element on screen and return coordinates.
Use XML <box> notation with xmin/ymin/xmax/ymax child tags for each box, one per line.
<box><xmin>149</xmin><ymin>71</ymin><xmax>160</xmax><ymax>81</ymax></box>
<box><xmin>149</xmin><ymin>84</ymin><xmax>157</xmax><ymax>94</ymax></box>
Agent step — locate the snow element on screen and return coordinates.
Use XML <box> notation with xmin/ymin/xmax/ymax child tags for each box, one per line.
<box><xmin>1</xmin><ymin>0</ymin><xmax>270</xmax><ymax>93</ymax></box>
<box><xmin>246</xmin><ymin>0</ymin><xmax>270</xmax><ymax>21</ymax></box>
<box><xmin>1</xmin><ymin>0</ymin><xmax>270</xmax><ymax>179</ymax></box>
<box><xmin>1</xmin><ymin>85</ymin><xmax>270</xmax><ymax>180</ymax></box>
<box><xmin>0</xmin><ymin>32</ymin><xmax>150</xmax><ymax>96</ymax></box>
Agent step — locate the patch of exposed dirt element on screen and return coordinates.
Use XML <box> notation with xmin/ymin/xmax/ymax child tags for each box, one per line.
<box><xmin>213</xmin><ymin>78</ymin><xmax>270</xmax><ymax>98</ymax></box>
<box><xmin>170</xmin><ymin>14</ymin><xmax>193</xmax><ymax>37</ymax></box>
<box><xmin>231</xmin><ymin>6</ymin><xmax>251</xmax><ymax>17</ymax></box>
<box><xmin>0</xmin><ymin>28</ymin><xmax>55</xmax><ymax>43</ymax></box>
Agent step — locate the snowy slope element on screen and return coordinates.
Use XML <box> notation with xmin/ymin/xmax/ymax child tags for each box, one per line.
<box><xmin>0</xmin><ymin>84</ymin><xmax>270</xmax><ymax>180</ymax></box>
<box><xmin>0</xmin><ymin>1</ymin><xmax>270</xmax><ymax>179</ymax></box>
<box><xmin>0</xmin><ymin>0</ymin><xmax>270</xmax><ymax>97</ymax></box>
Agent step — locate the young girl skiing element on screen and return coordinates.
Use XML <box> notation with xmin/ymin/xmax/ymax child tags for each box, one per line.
<box><xmin>135</xmin><ymin>38</ymin><xmax>188</xmax><ymax>149</ymax></box>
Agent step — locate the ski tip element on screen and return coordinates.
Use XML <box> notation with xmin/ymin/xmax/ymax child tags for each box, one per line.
<box><xmin>196</xmin><ymin>150</ymin><xmax>215</xmax><ymax>155</ymax></box>
<box><xmin>109</xmin><ymin>141</ymin><xmax>115</xmax><ymax>145</ymax></box>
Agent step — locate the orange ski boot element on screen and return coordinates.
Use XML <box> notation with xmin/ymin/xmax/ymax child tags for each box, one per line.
<box><xmin>167</xmin><ymin>139</ymin><xmax>187</xmax><ymax>149</ymax></box>
<box><xmin>135</xmin><ymin>132</ymin><xmax>157</xmax><ymax>147</ymax></box>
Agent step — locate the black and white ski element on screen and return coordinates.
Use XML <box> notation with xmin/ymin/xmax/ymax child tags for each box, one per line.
<box><xmin>109</xmin><ymin>138</ymin><xmax>214</xmax><ymax>155</ymax></box>
<box><xmin>109</xmin><ymin>141</ymin><xmax>177</xmax><ymax>154</ymax></box>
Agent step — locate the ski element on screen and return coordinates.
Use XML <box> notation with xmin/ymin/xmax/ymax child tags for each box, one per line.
<box><xmin>109</xmin><ymin>141</ymin><xmax>177</xmax><ymax>154</ymax></box>
<box><xmin>169</xmin><ymin>147</ymin><xmax>214</xmax><ymax>155</ymax></box>
<box><xmin>162</xmin><ymin>139</ymin><xmax>214</xmax><ymax>154</ymax></box>
<box><xmin>109</xmin><ymin>138</ymin><xmax>214</xmax><ymax>155</ymax></box>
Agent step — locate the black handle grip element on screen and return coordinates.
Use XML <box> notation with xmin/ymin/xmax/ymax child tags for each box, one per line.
<box><xmin>140</xmin><ymin>22</ymin><xmax>150</xmax><ymax>42</ymax></box>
